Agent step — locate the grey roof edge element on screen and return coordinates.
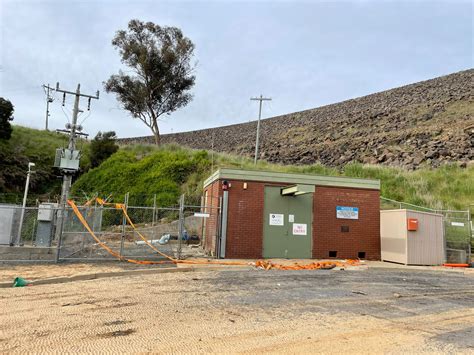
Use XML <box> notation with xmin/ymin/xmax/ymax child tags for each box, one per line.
<box><xmin>203</xmin><ymin>168</ymin><xmax>380</xmax><ymax>190</ymax></box>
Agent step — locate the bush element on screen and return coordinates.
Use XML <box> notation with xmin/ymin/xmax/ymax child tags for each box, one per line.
<box><xmin>71</xmin><ymin>145</ymin><xmax>212</xmax><ymax>206</ymax></box>
<box><xmin>88</xmin><ymin>131</ymin><xmax>119</xmax><ymax>169</ymax></box>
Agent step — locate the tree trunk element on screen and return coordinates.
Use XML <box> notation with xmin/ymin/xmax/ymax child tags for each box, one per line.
<box><xmin>152</xmin><ymin>124</ymin><xmax>160</xmax><ymax>145</ymax></box>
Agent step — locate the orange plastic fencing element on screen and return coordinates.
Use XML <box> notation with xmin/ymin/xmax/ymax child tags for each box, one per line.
<box><xmin>68</xmin><ymin>199</ymin><xmax>360</xmax><ymax>270</ymax></box>
<box><xmin>67</xmin><ymin>200</ymin><xmax>174</xmax><ymax>265</ymax></box>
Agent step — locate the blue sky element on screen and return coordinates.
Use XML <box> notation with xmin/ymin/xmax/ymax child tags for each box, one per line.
<box><xmin>0</xmin><ymin>0</ymin><xmax>472</xmax><ymax>138</ymax></box>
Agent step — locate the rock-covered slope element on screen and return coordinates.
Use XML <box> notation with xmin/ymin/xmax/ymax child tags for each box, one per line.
<box><xmin>120</xmin><ymin>69</ymin><xmax>474</xmax><ymax>169</ymax></box>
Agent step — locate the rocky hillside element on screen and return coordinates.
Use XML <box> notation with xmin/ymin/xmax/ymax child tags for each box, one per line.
<box><xmin>120</xmin><ymin>69</ymin><xmax>474</xmax><ymax>169</ymax></box>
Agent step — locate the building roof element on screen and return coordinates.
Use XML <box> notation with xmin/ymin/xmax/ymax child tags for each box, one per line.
<box><xmin>204</xmin><ymin>168</ymin><xmax>380</xmax><ymax>190</ymax></box>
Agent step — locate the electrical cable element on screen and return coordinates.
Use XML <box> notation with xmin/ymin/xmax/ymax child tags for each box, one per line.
<box><xmin>79</xmin><ymin>110</ymin><xmax>92</xmax><ymax>126</ymax></box>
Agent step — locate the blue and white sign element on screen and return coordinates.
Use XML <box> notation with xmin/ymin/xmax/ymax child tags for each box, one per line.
<box><xmin>336</xmin><ymin>206</ymin><xmax>359</xmax><ymax>220</ymax></box>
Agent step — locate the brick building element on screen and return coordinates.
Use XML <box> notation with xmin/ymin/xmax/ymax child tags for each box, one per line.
<box><xmin>202</xmin><ymin>168</ymin><xmax>381</xmax><ymax>260</ymax></box>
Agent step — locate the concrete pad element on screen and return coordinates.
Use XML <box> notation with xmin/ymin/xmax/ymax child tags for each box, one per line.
<box><xmin>367</xmin><ymin>260</ymin><xmax>471</xmax><ymax>273</ymax></box>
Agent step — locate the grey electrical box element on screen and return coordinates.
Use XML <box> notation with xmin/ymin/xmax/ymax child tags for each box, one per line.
<box><xmin>0</xmin><ymin>204</ymin><xmax>21</xmax><ymax>245</ymax></box>
<box><xmin>38</xmin><ymin>203</ymin><xmax>56</xmax><ymax>221</ymax></box>
<box><xmin>35</xmin><ymin>203</ymin><xmax>58</xmax><ymax>247</ymax></box>
<box><xmin>54</xmin><ymin>148</ymin><xmax>80</xmax><ymax>171</ymax></box>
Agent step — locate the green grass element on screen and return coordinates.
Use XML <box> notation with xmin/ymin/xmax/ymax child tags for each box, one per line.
<box><xmin>2</xmin><ymin>126</ymin><xmax>472</xmax><ymax>215</ymax></box>
<box><xmin>72</xmin><ymin>143</ymin><xmax>474</xmax><ymax>215</ymax></box>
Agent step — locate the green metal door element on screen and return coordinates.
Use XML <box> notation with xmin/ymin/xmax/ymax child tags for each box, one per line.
<box><xmin>286</xmin><ymin>192</ymin><xmax>313</xmax><ymax>258</ymax></box>
<box><xmin>263</xmin><ymin>186</ymin><xmax>313</xmax><ymax>258</ymax></box>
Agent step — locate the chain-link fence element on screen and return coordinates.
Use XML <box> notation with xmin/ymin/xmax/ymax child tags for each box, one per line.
<box><xmin>0</xmin><ymin>193</ymin><xmax>221</xmax><ymax>263</ymax></box>
<box><xmin>381</xmin><ymin>197</ymin><xmax>472</xmax><ymax>263</ymax></box>
<box><xmin>3</xmin><ymin>193</ymin><xmax>469</xmax><ymax>263</ymax></box>
<box><xmin>0</xmin><ymin>204</ymin><xmax>60</xmax><ymax>247</ymax></box>
<box><xmin>59</xmin><ymin>205</ymin><xmax>180</xmax><ymax>261</ymax></box>
<box><xmin>443</xmin><ymin>210</ymin><xmax>472</xmax><ymax>264</ymax></box>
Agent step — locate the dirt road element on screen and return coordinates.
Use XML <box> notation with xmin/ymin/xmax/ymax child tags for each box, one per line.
<box><xmin>0</xmin><ymin>268</ymin><xmax>473</xmax><ymax>353</ymax></box>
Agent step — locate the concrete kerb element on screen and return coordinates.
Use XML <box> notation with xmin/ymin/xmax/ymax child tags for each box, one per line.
<box><xmin>0</xmin><ymin>267</ymin><xmax>194</xmax><ymax>288</ymax></box>
<box><xmin>0</xmin><ymin>264</ymin><xmax>255</xmax><ymax>288</ymax></box>
<box><xmin>1</xmin><ymin>260</ymin><xmax>471</xmax><ymax>288</ymax></box>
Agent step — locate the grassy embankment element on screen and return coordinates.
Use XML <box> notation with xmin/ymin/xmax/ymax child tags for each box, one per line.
<box><xmin>71</xmin><ymin>143</ymin><xmax>473</xmax><ymax>213</ymax></box>
<box><xmin>0</xmin><ymin>125</ymin><xmax>90</xmax><ymax>202</ymax></box>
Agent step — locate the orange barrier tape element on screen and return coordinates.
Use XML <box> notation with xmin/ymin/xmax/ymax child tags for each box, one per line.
<box><xmin>119</xmin><ymin>205</ymin><xmax>176</xmax><ymax>262</ymax></box>
<box><xmin>72</xmin><ymin>198</ymin><xmax>360</xmax><ymax>270</ymax></box>
<box><xmin>67</xmin><ymin>200</ymin><xmax>174</xmax><ymax>265</ymax></box>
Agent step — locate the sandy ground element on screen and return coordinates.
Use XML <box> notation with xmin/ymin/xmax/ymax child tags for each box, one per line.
<box><xmin>0</xmin><ymin>267</ymin><xmax>473</xmax><ymax>354</ymax></box>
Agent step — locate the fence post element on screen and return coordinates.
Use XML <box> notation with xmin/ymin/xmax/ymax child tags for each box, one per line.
<box><xmin>119</xmin><ymin>192</ymin><xmax>129</xmax><ymax>258</ymax></box>
<box><xmin>152</xmin><ymin>194</ymin><xmax>157</xmax><ymax>227</ymax></box>
<box><xmin>177</xmin><ymin>194</ymin><xmax>185</xmax><ymax>260</ymax></box>
<box><xmin>467</xmin><ymin>210</ymin><xmax>472</xmax><ymax>264</ymax></box>
<box><xmin>55</xmin><ymin>208</ymin><xmax>64</xmax><ymax>263</ymax></box>
<box><xmin>442</xmin><ymin>212</ymin><xmax>447</xmax><ymax>264</ymax></box>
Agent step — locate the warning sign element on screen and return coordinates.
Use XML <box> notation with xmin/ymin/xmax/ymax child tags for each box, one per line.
<box><xmin>269</xmin><ymin>214</ymin><xmax>284</xmax><ymax>226</ymax></box>
<box><xmin>292</xmin><ymin>223</ymin><xmax>307</xmax><ymax>235</ymax></box>
<box><xmin>336</xmin><ymin>206</ymin><xmax>359</xmax><ymax>220</ymax></box>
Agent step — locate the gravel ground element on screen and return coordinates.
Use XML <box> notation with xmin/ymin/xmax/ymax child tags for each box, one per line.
<box><xmin>0</xmin><ymin>268</ymin><xmax>473</xmax><ymax>354</ymax></box>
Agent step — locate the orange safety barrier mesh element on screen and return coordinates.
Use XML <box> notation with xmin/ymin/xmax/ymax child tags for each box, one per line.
<box><xmin>67</xmin><ymin>200</ymin><xmax>174</xmax><ymax>265</ymax></box>
<box><xmin>120</xmin><ymin>205</ymin><xmax>176</xmax><ymax>262</ymax></box>
<box><xmin>69</xmin><ymin>198</ymin><xmax>360</xmax><ymax>270</ymax></box>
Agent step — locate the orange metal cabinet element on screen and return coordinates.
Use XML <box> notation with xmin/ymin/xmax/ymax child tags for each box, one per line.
<box><xmin>407</xmin><ymin>218</ymin><xmax>418</xmax><ymax>231</ymax></box>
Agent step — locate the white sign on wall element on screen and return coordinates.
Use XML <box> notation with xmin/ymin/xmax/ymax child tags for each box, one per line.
<box><xmin>288</xmin><ymin>214</ymin><xmax>295</xmax><ymax>223</ymax></box>
<box><xmin>269</xmin><ymin>214</ymin><xmax>284</xmax><ymax>226</ymax></box>
<box><xmin>451</xmin><ymin>222</ymin><xmax>465</xmax><ymax>227</ymax></box>
<box><xmin>336</xmin><ymin>206</ymin><xmax>359</xmax><ymax>220</ymax></box>
<box><xmin>292</xmin><ymin>223</ymin><xmax>307</xmax><ymax>235</ymax></box>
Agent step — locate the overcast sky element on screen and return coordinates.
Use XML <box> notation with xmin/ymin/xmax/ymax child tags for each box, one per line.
<box><xmin>0</xmin><ymin>0</ymin><xmax>472</xmax><ymax>138</ymax></box>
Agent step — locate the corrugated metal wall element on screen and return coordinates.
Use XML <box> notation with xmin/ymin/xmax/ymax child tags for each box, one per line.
<box><xmin>406</xmin><ymin>210</ymin><xmax>444</xmax><ymax>265</ymax></box>
<box><xmin>381</xmin><ymin>210</ymin><xmax>445</xmax><ymax>265</ymax></box>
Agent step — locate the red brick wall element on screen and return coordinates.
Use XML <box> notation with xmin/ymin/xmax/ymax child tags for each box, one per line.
<box><xmin>313</xmin><ymin>186</ymin><xmax>380</xmax><ymax>260</ymax></box>
<box><xmin>203</xmin><ymin>180</ymin><xmax>381</xmax><ymax>260</ymax></box>
<box><xmin>223</xmin><ymin>180</ymin><xmax>270</xmax><ymax>259</ymax></box>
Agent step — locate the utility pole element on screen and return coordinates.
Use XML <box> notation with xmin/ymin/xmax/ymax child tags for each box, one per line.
<box><xmin>15</xmin><ymin>162</ymin><xmax>35</xmax><ymax>245</ymax></box>
<box><xmin>54</xmin><ymin>83</ymin><xmax>99</xmax><ymax>260</ymax></box>
<box><xmin>42</xmin><ymin>84</ymin><xmax>55</xmax><ymax>131</ymax></box>
<box><xmin>250</xmin><ymin>94</ymin><xmax>271</xmax><ymax>164</ymax></box>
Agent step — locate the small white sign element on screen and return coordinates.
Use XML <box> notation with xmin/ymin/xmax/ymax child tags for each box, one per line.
<box><xmin>194</xmin><ymin>213</ymin><xmax>210</xmax><ymax>218</ymax></box>
<box><xmin>269</xmin><ymin>213</ymin><xmax>284</xmax><ymax>226</ymax></box>
<box><xmin>289</xmin><ymin>214</ymin><xmax>295</xmax><ymax>223</ymax></box>
<box><xmin>336</xmin><ymin>206</ymin><xmax>359</xmax><ymax>220</ymax></box>
<box><xmin>292</xmin><ymin>223</ymin><xmax>307</xmax><ymax>235</ymax></box>
<box><xmin>451</xmin><ymin>222</ymin><xmax>465</xmax><ymax>227</ymax></box>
